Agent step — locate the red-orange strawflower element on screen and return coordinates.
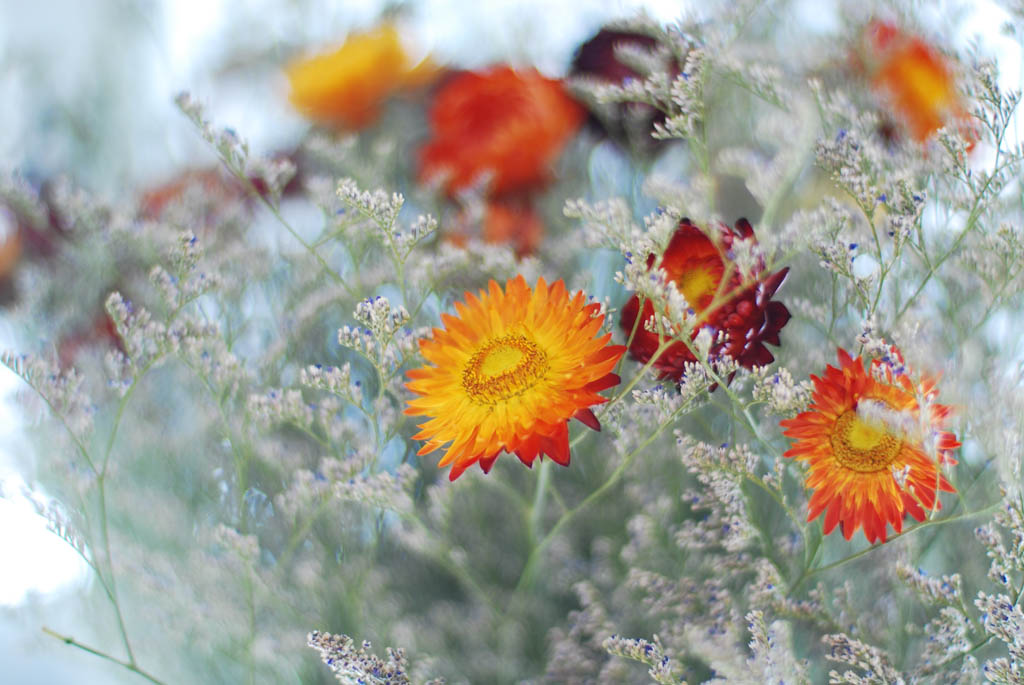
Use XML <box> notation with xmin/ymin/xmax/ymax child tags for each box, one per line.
<box><xmin>405</xmin><ymin>275</ymin><xmax>625</xmax><ymax>480</ymax></box>
<box><xmin>287</xmin><ymin>23</ymin><xmax>437</xmax><ymax>130</ymax></box>
<box><xmin>419</xmin><ymin>66</ymin><xmax>584</xmax><ymax>196</ymax></box>
<box><xmin>861</xmin><ymin>19</ymin><xmax>974</xmax><ymax>146</ymax></box>
<box><xmin>781</xmin><ymin>348</ymin><xmax>959</xmax><ymax>544</ymax></box>
<box><xmin>621</xmin><ymin>218</ymin><xmax>790</xmax><ymax>380</ymax></box>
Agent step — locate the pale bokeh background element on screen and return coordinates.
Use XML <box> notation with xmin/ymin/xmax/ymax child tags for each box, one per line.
<box><xmin>0</xmin><ymin>0</ymin><xmax>1018</xmax><ymax>681</ymax></box>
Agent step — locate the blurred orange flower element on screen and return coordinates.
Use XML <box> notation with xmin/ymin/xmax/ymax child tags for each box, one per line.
<box><xmin>287</xmin><ymin>23</ymin><xmax>436</xmax><ymax>130</ymax></box>
<box><xmin>482</xmin><ymin>198</ymin><xmax>544</xmax><ymax>256</ymax></box>
<box><xmin>445</xmin><ymin>198</ymin><xmax>545</xmax><ymax>256</ymax></box>
<box><xmin>862</xmin><ymin>19</ymin><xmax>973</xmax><ymax>146</ymax></box>
<box><xmin>419</xmin><ymin>66</ymin><xmax>584</xmax><ymax>196</ymax></box>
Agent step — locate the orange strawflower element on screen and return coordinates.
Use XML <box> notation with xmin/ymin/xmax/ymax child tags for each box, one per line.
<box><xmin>287</xmin><ymin>23</ymin><xmax>436</xmax><ymax>130</ymax></box>
<box><xmin>405</xmin><ymin>275</ymin><xmax>625</xmax><ymax>480</ymax></box>
<box><xmin>621</xmin><ymin>218</ymin><xmax>790</xmax><ymax>380</ymax></box>
<box><xmin>419</xmin><ymin>67</ymin><xmax>584</xmax><ymax>196</ymax></box>
<box><xmin>862</xmin><ymin>19</ymin><xmax>973</xmax><ymax>145</ymax></box>
<box><xmin>781</xmin><ymin>348</ymin><xmax>959</xmax><ymax>544</ymax></box>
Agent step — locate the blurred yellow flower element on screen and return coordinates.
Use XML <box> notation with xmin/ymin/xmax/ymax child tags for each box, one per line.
<box><xmin>286</xmin><ymin>24</ymin><xmax>436</xmax><ymax>130</ymax></box>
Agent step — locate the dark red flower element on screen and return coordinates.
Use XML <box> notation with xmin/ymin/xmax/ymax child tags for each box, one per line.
<box><xmin>573</xmin><ymin>29</ymin><xmax>659</xmax><ymax>86</ymax></box>
<box><xmin>419</xmin><ymin>66</ymin><xmax>584</xmax><ymax>196</ymax></box>
<box><xmin>570</xmin><ymin>28</ymin><xmax>675</xmax><ymax>151</ymax></box>
<box><xmin>621</xmin><ymin>218</ymin><xmax>790</xmax><ymax>380</ymax></box>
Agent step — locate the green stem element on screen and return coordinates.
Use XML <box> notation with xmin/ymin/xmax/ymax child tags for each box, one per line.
<box><xmin>528</xmin><ymin>461</ymin><xmax>552</xmax><ymax>544</ymax></box>
<box><xmin>615</xmin><ymin>294</ymin><xmax>647</xmax><ymax>377</ymax></box>
<box><xmin>515</xmin><ymin>400</ymin><xmax>691</xmax><ymax>592</ymax></box>
<box><xmin>526</xmin><ymin>338</ymin><xmax>673</xmax><ymax>550</ymax></box>
<box><xmin>96</xmin><ymin>478</ymin><xmax>135</xmax><ymax>665</ymax></box>
<box><xmin>245</xmin><ymin>572</ymin><xmax>256</xmax><ymax>685</ymax></box>
<box><xmin>228</xmin><ymin>168</ymin><xmax>356</xmax><ymax>299</ymax></box>
<box><xmin>42</xmin><ymin>628</ymin><xmax>165</xmax><ymax>685</ymax></box>
<box><xmin>403</xmin><ymin>513</ymin><xmax>502</xmax><ymax>616</ymax></box>
<box><xmin>791</xmin><ymin>502</ymin><xmax>1000</xmax><ymax>592</ymax></box>
<box><xmin>894</xmin><ymin>147</ymin><xmax>1013</xmax><ymax>321</ymax></box>
<box><xmin>5</xmin><ymin>364</ymin><xmax>97</xmax><ymax>475</ymax></box>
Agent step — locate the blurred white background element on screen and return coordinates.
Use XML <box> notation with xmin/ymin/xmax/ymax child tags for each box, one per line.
<box><xmin>0</xmin><ymin>0</ymin><xmax>1017</xmax><ymax>681</ymax></box>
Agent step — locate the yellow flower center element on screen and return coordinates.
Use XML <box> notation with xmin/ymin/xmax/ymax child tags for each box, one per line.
<box><xmin>679</xmin><ymin>267</ymin><xmax>716</xmax><ymax>310</ymax></box>
<box><xmin>830</xmin><ymin>409</ymin><xmax>903</xmax><ymax>473</ymax></box>
<box><xmin>462</xmin><ymin>334</ymin><xmax>549</xmax><ymax>404</ymax></box>
<box><xmin>890</xmin><ymin>53</ymin><xmax>951</xmax><ymax>111</ymax></box>
<box><xmin>672</xmin><ymin>255</ymin><xmax>724</xmax><ymax>314</ymax></box>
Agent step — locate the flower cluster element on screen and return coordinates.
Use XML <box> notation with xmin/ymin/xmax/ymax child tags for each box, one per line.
<box><xmin>307</xmin><ymin>631</ymin><xmax>423</xmax><ymax>684</ymax></box>
<box><xmin>5</xmin><ymin>5</ymin><xmax>1017</xmax><ymax>684</ymax></box>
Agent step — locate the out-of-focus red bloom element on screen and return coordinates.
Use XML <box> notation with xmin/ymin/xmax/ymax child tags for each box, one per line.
<box><xmin>860</xmin><ymin>19</ymin><xmax>975</xmax><ymax>147</ymax></box>
<box><xmin>0</xmin><ymin>180</ymin><xmax>71</xmax><ymax>261</ymax></box>
<box><xmin>140</xmin><ymin>169</ymin><xmax>243</xmax><ymax>220</ymax></box>
<box><xmin>139</xmin><ymin>163</ymin><xmax>303</xmax><ymax>224</ymax></box>
<box><xmin>570</xmin><ymin>28</ymin><xmax>671</xmax><ymax>150</ymax></box>
<box><xmin>287</xmin><ymin>23</ymin><xmax>438</xmax><ymax>130</ymax></box>
<box><xmin>0</xmin><ymin>208</ymin><xmax>23</xmax><ymax>281</ymax></box>
<box><xmin>482</xmin><ymin>198</ymin><xmax>544</xmax><ymax>257</ymax></box>
<box><xmin>419</xmin><ymin>66</ymin><xmax>584</xmax><ymax>196</ymax></box>
<box><xmin>58</xmin><ymin>311</ymin><xmax>123</xmax><ymax>369</ymax></box>
<box><xmin>621</xmin><ymin>218</ymin><xmax>790</xmax><ymax>380</ymax></box>
<box><xmin>443</xmin><ymin>197</ymin><xmax>544</xmax><ymax>257</ymax></box>
<box><xmin>572</xmin><ymin>28</ymin><xmax>659</xmax><ymax>88</ymax></box>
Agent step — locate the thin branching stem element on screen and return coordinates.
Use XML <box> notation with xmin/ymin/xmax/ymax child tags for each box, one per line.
<box><xmin>42</xmin><ymin>628</ymin><xmax>166</xmax><ymax>685</ymax></box>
